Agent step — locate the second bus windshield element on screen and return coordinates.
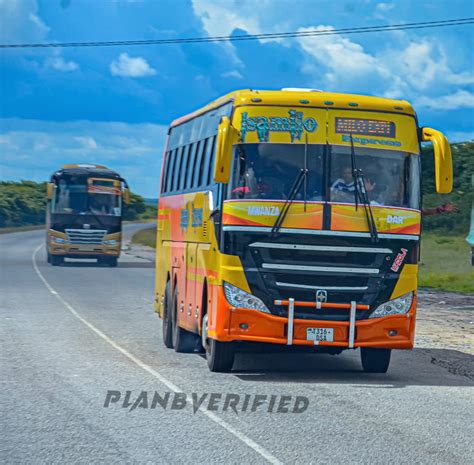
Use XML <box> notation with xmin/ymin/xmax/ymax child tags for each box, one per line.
<box><xmin>228</xmin><ymin>143</ymin><xmax>420</xmax><ymax>210</ymax></box>
<box><xmin>53</xmin><ymin>177</ymin><xmax>121</xmax><ymax>216</ymax></box>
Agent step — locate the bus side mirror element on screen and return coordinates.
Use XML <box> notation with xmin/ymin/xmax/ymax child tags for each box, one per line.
<box><xmin>47</xmin><ymin>183</ymin><xmax>54</xmax><ymax>200</ymax></box>
<box><xmin>214</xmin><ymin>116</ymin><xmax>236</xmax><ymax>184</ymax></box>
<box><xmin>123</xmin><ymin>187</ymin><xmax>131</xmax><ymax>204</ymax></box>
<box><xmin>422</xmin><ymin>127</ymin><xmax>453</xmax><ymax>194</ymax></box>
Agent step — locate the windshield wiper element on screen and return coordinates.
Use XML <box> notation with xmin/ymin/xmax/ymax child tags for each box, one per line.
<box><xmin>271</xmin><ymin>167</ymin><xmax>308</xmax><ymax>236</ymax></box>
<box><xmin>349</xmin><ymin>135</ymin><xmax>379</xmax><ymax>243</ymax></box>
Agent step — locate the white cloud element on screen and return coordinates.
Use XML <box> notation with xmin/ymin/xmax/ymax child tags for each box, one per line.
<box><xmin>297</xmin><ymin>25</ymin><xmax>390</xmax><ymax>87</ymax></box>
<box><xmin>191</xmin><ymin>0</ymin><xmax>279</xmax><ymax>67</ymax></box>
<box><xmin>73</xmin><ymin>136</ymin><xmax>98</xmax><ymax>150</ymax></box>
<box><xmin>221</xmin><ymin>70</ymin><xmax>243</xmax><ymax>79</ymax></box>
<box><xmin>374</xmin><ymin>2</ymin><xmax>395</xmax><ymax>18</ymax></box>
<box><xmin>296</xmin><ymin>24</ymin><xmax>474</xmax><ymax>110</ymax></box>
<box><xmin>376</xmin><ymin>2</ymin><xmax>395</xmax><ymax>11</ymax></box>
<box><xmin>385</xmin><ymin>40</ymin><xmax>474</xmax><ymax>92</ymax></box>
<box><xmin>46</xmin><ymin>55</ymin><xmax>79</xmax><ymax>72</ymax></box>
<box><xmin>0</xmin><ymin>0</ymin><xmax>49</xmax><ymax>43</ymax></box>
<box><xmin>415</xmin><ymin>90</ymin><xmax>474</xmax><ymax>110</ymax></box>
<box><xmin>110</xmin><ymin>53</ymin><xmax>156</xmax><ymax>78</ymax></box>
<box><xmin>0</xmin><ymin>119</ymin><xmax>167</xmax><ymax>197</ymax></box>
<box><xmin>192</xmin><ymin>0</ymin><xmax>262</xmax><ymax>38</ymax></box>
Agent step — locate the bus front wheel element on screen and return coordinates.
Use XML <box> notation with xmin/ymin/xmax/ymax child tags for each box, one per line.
<box><xmin>206</xmin><ymin>339</ymin><xmax>235</xmax><ymax>373</ymax></box>
<box><xmin>202</xmin><ymin>314</ymin><xmax>235</xmax><ymax>372</ymax></box>
<box><xmin>51</xmin><ymin>255</ymin><xmax>64</xmax><ymax>266</ymax></box>
<box><xmin>360</xmin><ymin>348</ymin><xmax>391</xmax><ymax>373</ymax></box>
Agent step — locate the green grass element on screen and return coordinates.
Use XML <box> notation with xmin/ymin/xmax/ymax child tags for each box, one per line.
<box><xmin>132</xmin><ymin>227</ymin><xmax>156</xmax><ymax>248</ymax></box>
<box><xmin>419</xmin><ymin>233</ymin><xmax>474</xmax><ymax>294</ymax></box>
<box><xmin>131</xmin><ymin>228</ymin><xmax>473</xmax><ymax>294</ymax></box>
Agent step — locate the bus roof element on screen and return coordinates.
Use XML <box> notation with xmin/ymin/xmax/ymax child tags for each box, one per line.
<box><xmin>52</xmin><ymin>164</ymin><xmax>121</xmax><ymax>180</ymax></box>
<box><xmin>170</xmin><ymin>89</ymin><xmax>416</xmax><ymax>128</ymax></box>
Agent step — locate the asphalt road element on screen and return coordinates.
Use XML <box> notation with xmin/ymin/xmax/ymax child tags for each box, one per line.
<box><xmin>1</xmin><ymin>225</ymin><xmax>473</xmax><ymax>464</ymax></box>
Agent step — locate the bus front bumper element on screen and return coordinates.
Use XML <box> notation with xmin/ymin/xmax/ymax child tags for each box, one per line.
<box><xmin>210</xmin><ymin>289</ymin><xmax>416</xmax><ymax>350</ymax></box>
<box><xmin>49</xmin><ymin>243</ymin><xmax>121</xmax><ymax>257</ymax></box>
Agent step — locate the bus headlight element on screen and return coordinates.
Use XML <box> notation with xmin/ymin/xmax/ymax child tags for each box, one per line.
<box><xmin>103</xmin><ymin>239</ymin><xmax>118</xmax><ymax>246</ymax></box>
<box><xmin>51</xmin><ymin>236</ymin><xmax>68</xmax><ymax>244</ymax></box>
<box><xmin>224</xmin><ymin>282</ymin><xmax>271</xmax><ymax>313</ymax></box>
<box><xmin>369</xmin><ymin>292</ymin><xmax>414</xmax><ymax>318</ymax></box>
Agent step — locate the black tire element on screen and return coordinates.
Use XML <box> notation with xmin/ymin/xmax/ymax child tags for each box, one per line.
<box><xmin>361</xmin><ymin>348</ymin><xmax>391</xmax><ymax>373</ymax></box>
<box><xmin>47</xmin><ymin>252</ymin><xmax>51</xmax><ymax>264</ymax></box>
<box><xmin>51</xmin><ymin>255</ymin><xmax>64</xmax><ymax>266</ymax></box>
<box><xmin>107</xmin><ymin>257</ymin><xmax>118</xmax><ymax>267</ymax></box>
<box><xmin>171</xmin><ymin>286</ymin><xmax>199</xmax><ymax>353</ymax></box>
<box><xmin>162</xmin><ymin>281</ymin><xmax>173</xmax><ymax>349</ymax></box>
<box><xmin>206</xmin><ymin>338</ymin><xmax>235</xmax><ymax>373</ymax></box>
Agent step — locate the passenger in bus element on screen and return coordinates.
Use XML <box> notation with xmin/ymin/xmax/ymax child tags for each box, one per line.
<box><xmin>256</xmin><ymin>176</ymin><xmax>286</xmax><ymax>199</ymax></box>
<box><xmin>331</xmin><ymin>166</ymin><xmax>355</xmax><ymax>202</ymax></box>
<box><xmin>362</xmin><ymin>174</ymin><xmax>383</xmax><ymax>206</ymax></box>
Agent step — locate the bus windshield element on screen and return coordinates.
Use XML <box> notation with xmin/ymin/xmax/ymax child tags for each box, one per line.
<box><xmin>53</xmin><ymin>178</ymin><xmax>121</xmax><ymax>216</ymax></box>
<box><xmin>228</xmin><ymin>143</ymin><xmax>420</xmax><ymax>209</ymax></box>
<box><xmin>329</xmin><ymin>146</ymin><xmax>420</xmax><ymax>209</ymax></box>
<box><xmin>229</xmin><ymin>143</ymin><xmax>324</xmax><ymax>201</ymax></box>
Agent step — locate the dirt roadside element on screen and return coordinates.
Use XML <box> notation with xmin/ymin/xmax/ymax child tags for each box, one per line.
<box><xmin>124</xmin><ymin>243</ymin><xmax>474</xmax><ymax>357</ymax></box>
<box><xmin>416</xmin><ymin>289</ymin><xmax>474</xmax><ymax>355</ymax></box>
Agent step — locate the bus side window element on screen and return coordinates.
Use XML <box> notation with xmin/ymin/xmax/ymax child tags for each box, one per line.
<box><xmin>194</xmin><ymin>138</ymin><xmax>207</xmax><ymax>188</ymax></box>
<box><xmin>178</xmin><ymin>145</ymin><xmax>190</xmax><ymax>191</ymax></box>
<box><xmin>205</xmin><ymin>136</ymin><xmax>217</xmax><ymax>187</ymax></box>
<box><xmin>200</xmin><ymin>137</ymin><xmax>212</xmax><ymax>187</ymax></box>
<box><xmin>189</xmin><ymin>141</ymin><xmax>202</xmax><ymax>189</ymax></box>
<box><xmin>162</xmin><ymin>151</ymin><xmax>170</xmax><ymax>193</ymax></box>
<box><xmin>172</xmin><ymin>147</ymin><xmax>182</xmax><ymax>192</ymax></box>
<box><xmin>186</xmin><ymin>142</ymin><xmax>199</xmax><ymax>190</ymax></box>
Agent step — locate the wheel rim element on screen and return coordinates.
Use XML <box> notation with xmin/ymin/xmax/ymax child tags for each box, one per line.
<box><xmin>202</xmin><ymin>314</ymin><xmax>209</xmax><ymax>352</ymax></box>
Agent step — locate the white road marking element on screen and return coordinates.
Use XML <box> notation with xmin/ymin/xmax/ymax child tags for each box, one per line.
<box><xmin>32</xmin><ymin>245</ymin><xmax>282</xmax><ymax>465</ymax></box>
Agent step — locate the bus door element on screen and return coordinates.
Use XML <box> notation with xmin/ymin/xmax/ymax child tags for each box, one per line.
<box><xmin>184</xmin><ymin>242</ymin><xmax>198</xmax><ymax>332</ymax></box>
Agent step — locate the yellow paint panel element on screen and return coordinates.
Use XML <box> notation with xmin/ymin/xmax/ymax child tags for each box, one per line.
<box><xmin>223</xmin><ymin>200</ymin><xmax>323</xmax><ymax>229</ymax></box>
<box><xmin>331</xmin><ymin>205</ymin><xmax>421</xmax><ymax>235</ymax></box>
<box><xmin>232</xmin><ymin>106</ymin><xmax>327</xmax><ymax>145</ymax></box>
<box><xmin>391</xmin><ymin>264</ymin><xmax>418</xmax><ymax>299</ymax></box>
<box><xmin>327</xmin><ymin>110</ymin><xmax>419</xmax><ymax>154</ymax></box>
<box><xmin>218</xmin><ymin>253</ymin><xmax>251</xmax><ymax>292</ymax></box>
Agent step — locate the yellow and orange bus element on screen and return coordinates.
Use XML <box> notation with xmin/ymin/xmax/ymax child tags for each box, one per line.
<box><xmin>154</xmin><ymin>89</ymin><xmax>452</xmax><ymax>372</ymax></box>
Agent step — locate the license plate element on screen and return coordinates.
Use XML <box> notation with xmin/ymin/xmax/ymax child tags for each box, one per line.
<box><xmin>306</xmin><ymin>327</ymin><xmax>334</xmax><ymax>342</ymax></box>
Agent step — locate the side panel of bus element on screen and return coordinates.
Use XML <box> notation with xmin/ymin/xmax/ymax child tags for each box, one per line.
<box><xmin>155</xmin><ymin>103</ymin><xmax>232</xmax><ymax>336</ymax></box>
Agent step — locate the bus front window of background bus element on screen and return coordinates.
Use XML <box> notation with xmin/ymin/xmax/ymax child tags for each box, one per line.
<box><xmin>53</xmin><ymin>178</ymin><xmax>88</xmax><ymax>214</ymax></box>
<box><xmin>329</xmin><ymin>147</ymin><xmax>421</xmax><ymax>209</ymax></box>
<box><xmin>229</xmin><ymin>144</ymin><xmax>324</xmax><ymax>201</ymax></box>
<box><xmin>53</xmin><ymin>177</ymin><xmax>121</xmax><ymax>215</ymax></box>
<box><xmin>89</xmin><ymin>193</ymin><xmax>121</xmax><ymax>216</ymax></box>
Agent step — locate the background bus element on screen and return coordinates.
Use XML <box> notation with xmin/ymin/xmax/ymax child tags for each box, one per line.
<box><xmin>46</xmin><ymin>164</ymin><xmax>130</xmax><ymax>266</ymax></box>
<box><xmin>154</xmin><ymin>89</ymin><xmax>452</xmax><ymax>373</ymax></box>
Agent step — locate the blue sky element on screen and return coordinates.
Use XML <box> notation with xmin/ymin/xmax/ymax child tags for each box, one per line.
<box><xmin>1</xmin><ymin>0</ymin><xmax>473</xmax><ymax>197</ymax></box>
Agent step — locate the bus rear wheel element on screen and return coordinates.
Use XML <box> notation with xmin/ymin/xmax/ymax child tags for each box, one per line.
<box><xmin>360</xmin><ymin>348</ymin><xmax>391</xmax><ymax>373</ymax></box>
<box><xmin>162</xmin><ymin>281</ymin><xmax>173</xmax><ymax>349</ymax></box>
<box><xmin>51</xmin><ymin>255</ymin><xmax>64</xmax><ymax>266</ymax></box>
<box><xmin>171</xmin><ymin>286</ymin><xmax>199</xmax><ymax>353</ymax></box>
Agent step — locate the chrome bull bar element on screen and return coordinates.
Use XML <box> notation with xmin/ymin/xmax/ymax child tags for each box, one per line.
<box><xmin>274</xmin><ymin>299</ymin><xmax>370</xmax><ymax>347</ymax></box>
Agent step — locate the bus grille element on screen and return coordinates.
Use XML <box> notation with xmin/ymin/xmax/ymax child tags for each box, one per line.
<box><xmin>65</xmin><ymin>229</ymin><xmax>107</xmax><ymax>245</ymax></box>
